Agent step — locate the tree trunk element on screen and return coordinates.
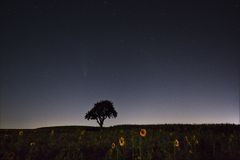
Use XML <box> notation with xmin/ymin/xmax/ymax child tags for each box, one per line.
<box><xmin>99</xmin><ymin>120</ymin><xmax>104</xmax><ymax>128</ymax></box>
<box><xmin>97</xmin><ymin>117</ymin><xmax>106</xmax><ymax>128</ymax></box>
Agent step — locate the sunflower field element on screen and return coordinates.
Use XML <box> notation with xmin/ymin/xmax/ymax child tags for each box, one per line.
<box><xmin>0</xmin><ymin>124</ymin><xmax>240</xmax><ymax>160</ymax></box>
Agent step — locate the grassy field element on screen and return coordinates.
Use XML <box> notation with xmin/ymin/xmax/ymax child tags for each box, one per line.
<box><xmin>1</xmin><ymin>124</ymin><xmax>240</xmax><ymax>160</ymax></box>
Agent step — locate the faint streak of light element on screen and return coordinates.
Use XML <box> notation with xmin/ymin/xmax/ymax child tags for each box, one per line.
<box><xmin>80</xmin><ymin>53</ymin><xmax>88</xmax><ymax>78</ymax></box>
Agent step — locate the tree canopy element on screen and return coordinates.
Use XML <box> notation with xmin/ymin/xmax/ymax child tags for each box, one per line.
<box><xmin>85</xmin><ymin>100</ymin><xmax>117</xmax><ymax>128</ymax></box>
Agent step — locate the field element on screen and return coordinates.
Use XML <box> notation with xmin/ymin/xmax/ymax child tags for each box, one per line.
<box><xmin>1</xmin><ymin>124</ymin><xmax>240</xmax><ymax>160</ymax></box>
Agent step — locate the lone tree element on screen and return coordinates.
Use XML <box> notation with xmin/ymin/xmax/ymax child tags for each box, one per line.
<box><xmin>85</xmin><ymin>100</ymin><xmax>117</xmax><ymax>128</ymax></box>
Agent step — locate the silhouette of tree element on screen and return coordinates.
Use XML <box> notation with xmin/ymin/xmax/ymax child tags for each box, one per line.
<box><xmin>85</xmin><ymin>100</ymin><xmax>117</xmax><ymax>128</ymax></box>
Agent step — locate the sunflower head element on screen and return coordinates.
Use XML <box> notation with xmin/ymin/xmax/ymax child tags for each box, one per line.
<box><xmin>111</xmin><ymin>142</ymin><xmax>116</xmax><ymax>149</ymax></box>
<box><xmin>140</xmin><ymin>129</ymin><xmax>147</xmax><ymax>137</ymax></box>
<box><xmin>30</xmin><ymin>142</ymin><xmax>36</xmax><ymax>146</ymax></box>
<box><xmin>174</xmin><ymin>139</ymin><xmax>180</xmax><ymax>147</ymax></box>
<box><xmin>195</xmin><ymin>139</ymin><xmax>199</xmax><ymax>144</ymax></box>
<box><xmin>18</xmin><ymin>131</ymin><xmax>23</xmax><ymax>136</ymax></box>
<box><xmin>119</xmin><ymin>137</ymin><xmax>125</xmax><ymax>147</ymax></box>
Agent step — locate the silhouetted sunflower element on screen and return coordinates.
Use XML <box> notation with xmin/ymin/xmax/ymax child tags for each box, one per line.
<box><xmin>119</xmin><ymin>137</ymin><xmax>125</xmax><ymax>146</ymax></box>
<box><xmin>140</xmin><ymin>129</ymin><xmax>147</xmax><ymax>137</ymax></box>
<box><xmin>112</xmin><ymin>142</ymin><xmax>116</xmax><ymax>149</ymax></box>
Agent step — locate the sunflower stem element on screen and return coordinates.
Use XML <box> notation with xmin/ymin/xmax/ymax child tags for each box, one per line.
<box><xmin>139</xmin><ymin>137</ymin><xmax>142</xmax><ymax>160</ymax></box>
<box><xmin>173</xmin><ymin>145</ymin><xmax>176</xmax><ymax>160</ymax></box>
<box><xmin>132</xmin><ymin>136</ymin><xmax>135</xmax><ymax>160</ymax></box>
<box><xmin>116</xmin><ymin>147</ymin><xmax>119</xmax><ymax>160</ymax></box>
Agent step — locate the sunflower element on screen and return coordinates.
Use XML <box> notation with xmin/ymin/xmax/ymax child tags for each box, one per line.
<box><xmin>18</xmin><ymin>131</ymin><xmax>23</xmax><ymax>136</ymax></box>
<box><xmin>111</xmin><ymin>142</ymin><xmax>116</xmax><ymax>149</ymax></box>
<box><xmin>139</xmin><ymin>129</ymin><xmax>147</xmax><ymax>137</ymax></box>
<box><xmin>30</xmin><ymin>142</ymin><xmax>36</xmax><ymax>146</ymax></box>
<box><xmin>195</xmin><ymin>139</ymin><xmax>199</xmax><ymax>144</ymax></box>
<box><xmin>189</xmin><ymin>149</ymin><xmax>193</xmax><ymax>154</ymax></box>
<box><xmin>174</xmin><ymin>139</ymin><xmax>180</xmax><ymax>147</ymax></box>
<box><xmin>119</xmin><ymin>137</ymin><xmax>125</xmax><ymax>147</ymax></box>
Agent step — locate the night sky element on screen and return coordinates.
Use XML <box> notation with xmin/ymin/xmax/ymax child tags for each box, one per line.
<box><xmin>1</xmin><ymin>0</ymin><xmax>240</xmax><ymax>129</ymax></box>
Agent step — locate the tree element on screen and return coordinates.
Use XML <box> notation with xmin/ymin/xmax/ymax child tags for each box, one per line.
<box><xmin>85</xmin><ymin>100</ymin><xmax>117</xmax><ymax>128</ymax></box>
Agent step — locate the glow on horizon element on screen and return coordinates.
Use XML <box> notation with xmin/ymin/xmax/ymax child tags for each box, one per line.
<box><xmin>1</xmin><ymin>103</ymin><xmax>238</xmax><ymax>129</ymax></box>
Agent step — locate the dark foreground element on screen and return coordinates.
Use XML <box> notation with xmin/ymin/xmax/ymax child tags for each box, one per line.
<box><xmin>1</xmin><ymin>124</ymin><xmax>240</xmax><ymax>160</ymax></box>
